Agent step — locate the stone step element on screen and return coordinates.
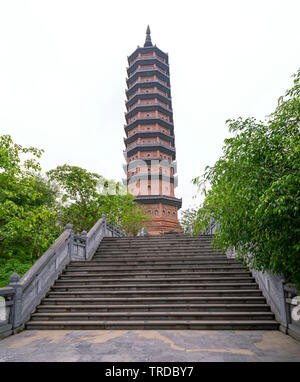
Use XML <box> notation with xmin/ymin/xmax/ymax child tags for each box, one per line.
<box><xmin>102</xmin><ymin>237</ymin><xmax>213</xmax><ymax>242</ymax></box>
<box><xmin>61</xmin><ymin>270</ymin><xmax>252</xmax><ymax>278</ymax></box>
<box><xmin>93</xmin><ymin>253</ymin><xmax>229</xmax><ymax>259</ymax></box>
<box><xmin>98</xmin><ymin>242</ymin><xmax>215</xmax><ymax>248</ymax></box>
<box><xmin>102</xmin><ymin>235</ymin><xmax>213</xmax><ymax>240</ymax></box>
<box><xmin>30</xmin><ymin>311</ymin><xmax>275</xmax><ymax>322</ymax></box>
<box><xmin>97</xmin><ymin>246</ymin><xmax>217</xmax><ymax>251</ymax></box>
<box><xmin>100</xmin><ymin>238</ymin><xmax>214</xmax><ymax>242</ymax></box>
<box><xmin>98</xmin><ymin>247</ymin><xmax>217</xmax><ymax>252</ymax></box>
<box><xmin>83</xmin><ymin>256</ymin><xmax>238</xmax><ymax>262</ymax></box>
<box><xmin>36</xmin><ymin>303</ymin><xmax>271</xmax><ymax>313</ymax></box>
<box><xmin>65</xmin><ymin>265</ymin><xmax>248</xmax><ymax>272</ymax></box>
<box><xmin>51</xmin><ymin>283</ymin><xmax>258</xmax><ymax>291</ymax></box>
<box><xmin>71</xmin><ymin>259</ymin><xmax>241</xmax><ymax>266</ymax></box>
<box><xmin>96</xmin><ymin>244</ymin><xmax>219</xmax><ymax>249</ymax></box>
<box><xmin>26</xmin><ymin>320</ymin><xmax>279</xmax><ymax>330</ymax></box>
<box><xmin>93</xmin><ymin>254</ymin><xmax>227</xmax><ymax>261</ymax></box>
<box><xmin>57</xmin><ymin>276</ymin><xmax>256</xmax><ymax>284</ymax></box>
<box><xmin>26</xmin><ymin>232</ymin><xmax>278</xmax><ymax>332</ymax></box>
<box><xmin>101</xmin><ymin>240</ymin><xmax>213</xmax><ymax>244</ymax></box>
<box><xmin>46</xmin><ymin>289</ymin><xmax>263</xmax><ymax>298</ymax></box>
<box><xmin>94</xmin><ymin>252</ymin><xmax>225</xmax><ymax>258</ymax></box>
<box><xmin>41</xmin><ymin>296</ymin><xmax>267</xmax><ymax>305</ymax></box>
<box><xmin>101</xmin><ymin>236</ymin><xmax>212</xmax><ymax>240</ymax></box>
<box><xmin>97</xmin><ymin>247</ymin><xmax>219</xmax><ymax>252</ymax></box>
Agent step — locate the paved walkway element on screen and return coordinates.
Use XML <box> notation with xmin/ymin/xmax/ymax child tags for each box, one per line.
<box><xmin>0</xmin><ymin>330</ymin><xmax>300</xmax><ymax>362</ymax></box>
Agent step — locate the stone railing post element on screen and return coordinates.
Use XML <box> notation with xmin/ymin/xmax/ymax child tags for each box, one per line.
<box><xmin>65</xmin><ymin>223</ymin><xmax>73</xmax><ymax>260</ymax></box>
<box><xmin>283</xmin><ymin>283</ymin><xmax>300</xmax><ymax>340</ymax></box>
<box><xmin>137</xmin><ymin>227</ymin><xmax>149</xmax><ymax>236</ymax></box>
<box><xmin>81</xmin><ymin>230</ymin><xmax>87</xmax><ymax>259</ymax></box>
<box><xmin>9</xmin><ymin>273</ymin><xmax>21</xmax><ymax>330</ymax></box>
<box><xmin>102</xmin><ymin>214</ymin><xmax>107</xmax><ymax>235</ymax></box>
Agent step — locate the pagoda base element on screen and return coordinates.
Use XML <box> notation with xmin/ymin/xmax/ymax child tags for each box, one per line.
<box><xmin>144</xmin><ymin>217</ymin><xmax>183</xmax><ymax>235</ymax></box>
<box><xmin>135</xmin><ymin>195</ymin><xmax>182</xmax><ymax>235</ymax></box>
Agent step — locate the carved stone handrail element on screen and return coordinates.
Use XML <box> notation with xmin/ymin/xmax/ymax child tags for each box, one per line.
<box><xmin>0</xmin><ymin>287</ymin><xmax>15</xmax><ymax>340</ymax></box>
<box><xmin>188</xmin><ymin>216</ymin><xmax>300</xmax><ymax>341</ymax></box>
<box><xmin>204</xmin><ymin>219</ymin><xmax>218</xmax><ymax>235</ymax></box>
<box><xmin>0</xmin><ymin>215</ymin><xmax>126</xmax><ymax>338</ymax></box>
<box><xmin>187</xmin><ymin>218</ymin><xmax>218</xmax><ymax>235</ymax></box>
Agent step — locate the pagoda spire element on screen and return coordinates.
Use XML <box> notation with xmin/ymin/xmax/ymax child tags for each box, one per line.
<box><xmin>144</xmin><ymin>25</ymin><xmax>153</xmax><ymax>47</ymax></box>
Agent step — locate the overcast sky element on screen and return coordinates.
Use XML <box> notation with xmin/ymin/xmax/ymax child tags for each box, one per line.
<box><xmin>0</xmin><ymin>0</ymin><xmax>299</xmax><ymax>213</ymax></box>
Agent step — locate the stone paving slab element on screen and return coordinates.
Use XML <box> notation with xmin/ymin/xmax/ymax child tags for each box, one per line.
<box><xmin>0</xmin><ymin>330</ymin><xmax>299</xmax><ymax>362</ymax></box>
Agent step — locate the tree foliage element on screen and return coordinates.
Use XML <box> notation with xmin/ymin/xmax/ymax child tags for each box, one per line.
<box><xmin>0</xmin><ymin>140</ymin><xmax>148</xmax><ymax>287</ymax></box>
<box><xmin>47</xmin><ymin>164</ymin><xmax>147</xmax><ymax>234</ymax></box>
<box><xmin>0</xmin><ymin>135</ymin><xmax>60</xmax><ymax>286</ymax></box>
<box><xmin>47</xmin><ymin>165</ymin><xmax>104</xmax><ymax>232</ymax></box>
<box><xmin>179</xmin><ymin>207</ymin><xmax>199</xmax><ymax>233</ymax></box>
<box><xmin>192</xmin><ymin>69</ymin><xmax>300</xmax><ymax>286</ymax></box>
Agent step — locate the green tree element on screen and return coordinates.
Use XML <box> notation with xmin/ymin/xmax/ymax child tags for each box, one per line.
<box><xmin>99</xmin><ymin>194</ymin><xmax>148</xmax><ymax>236</ymax></box>
<box><xmin>0</xmin><ymin>135</ymin><xmax>60</xmax><ymax>287</ymax></box>
<box><xmin>47</xmin><ymin>164</ymin><xmax>148</xmax><ymax>234</ymax></box>
<box><xmin>179</xmin><ymin>207</ymin><xmax>199</xmax><ymax>233</ymax></box>
<box><xmin>47</xmin><ymin>165</ymin><xmax>104</xmax><ymax>232</ymax></box>
<box><xmin>0</xmin><ymin>139</ymin><xmax>148</xmax><ymax>288</ymax></box>
<box><xmin>192</xmin><ymin>69</ymin><xmax>300</xmax><ymax>286</ymax></box>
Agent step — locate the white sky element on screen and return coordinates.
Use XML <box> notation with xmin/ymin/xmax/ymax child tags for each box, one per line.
<box><xmin>0</xmin><ymin>0</ymin><xmax>299</xmax><ymax>213</ymax></box>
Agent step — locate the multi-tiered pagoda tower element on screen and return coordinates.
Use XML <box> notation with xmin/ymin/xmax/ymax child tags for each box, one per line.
<box><xmin>123</xmin><ymin>26</ymin><xmax>182</xmax><ymax>235</ymax></box>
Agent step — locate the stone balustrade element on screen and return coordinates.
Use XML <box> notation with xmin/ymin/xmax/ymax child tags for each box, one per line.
<box><xmin>0</xmin><ymin>215</ymin><xmax>125</xmax><ymax>339</ymax></box>
<box><xmin>186</xmin><ymin>218</ymin><xmax>300</xmax><ymax>341</ymax></box>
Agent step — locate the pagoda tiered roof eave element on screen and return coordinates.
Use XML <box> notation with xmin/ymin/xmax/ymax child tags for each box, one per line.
<box><xmin>127</xmin><ymin>46</ymin><xmax>168</xmax><ymax>65</ymax></box>
<box><xmin>126</xmin><ymin>81</ymin><xmax>171</xmax><ymax>99</ymax></box>
<box><xmin>125</xmin><ymin>173</ymin><xmax>177</xmax><ymax>184</ymax></box>
<box><xmin>134</xmin><ymin>195</ymin><xmax>182</xmax><ymax>208</ymax></box>
<box><xmin>124</xmin><ymin>158</ymin><xmax>178</xmax><ymax>171</ymax></box>
<box><xmin>124</xmin><ymin>116</ymin><xmax>174</xmax><ymax>132</ymax></box>
<box><xmin>124</xmin><ymin>131</ymin><xmax>175</xmax><ymax>145</ymax></box>
<box><xmin>125</xmin><ymin>143</ymin><xmax>176</xmax><ymax>159</ymax></box>
<box><xmin>126</xmin><ymin>69</ymin><xmax>170</xmax><ymax>88</ymax></box>
<box><xmin>127</xmin><ymin>58</ymin><xmax>169</xmax><ymax>76</ymax></box>
<box><xmin>126</xmin><ymin>92</ymin><xmax>172</xmax><ymax>109</ymax></box>
<box><xmin>125</xmin><ymin>104</ymin><xmax>173</xmax><ymax>122</ymax></box>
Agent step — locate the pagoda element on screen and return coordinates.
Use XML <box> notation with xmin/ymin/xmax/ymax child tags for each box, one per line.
<box><xmin>123</xmin><ymin>26</ymin><xmax>182</xmax><ymax>235</ymax></box>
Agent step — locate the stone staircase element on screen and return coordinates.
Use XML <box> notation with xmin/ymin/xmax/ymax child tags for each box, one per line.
<box><xmin>26</xmin><ymin>234</ymin><xmax>279</xmax><ymax>330</ymax></box>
